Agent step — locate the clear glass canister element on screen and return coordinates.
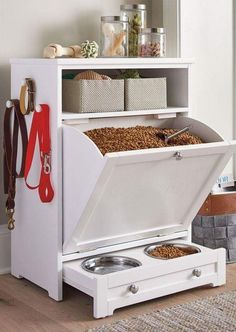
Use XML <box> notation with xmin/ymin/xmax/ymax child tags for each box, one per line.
<box><xmin>100</xmin><ymin>16</ymin><xmax>129</xmax><ymax>57</ymax></box>
<box><xmin>138</xmin><ymin>28</ymin><xmax>166</xmax><ymax>57</ymax></box>
<box><xmin>120</xmin><ymin>4</ymin><xmax>147</xmax><ymax>56</ymax></box>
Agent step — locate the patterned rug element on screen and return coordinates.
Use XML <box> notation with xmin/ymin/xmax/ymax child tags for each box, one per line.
<box><xmin>88</xmin><ymin>291</ymin><xmax>236</xmax><ymax>332</ymax></box>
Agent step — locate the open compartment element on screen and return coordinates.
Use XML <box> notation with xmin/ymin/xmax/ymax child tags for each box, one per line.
<box><xmin>62</xmin><ymin>115</ymin><xmax>235</xmax><ymax>256</ymax></box>
<box><xmin>61</xmin><ymin>66</ymin><xmax>189</xmax><ymax>117</ymax></box>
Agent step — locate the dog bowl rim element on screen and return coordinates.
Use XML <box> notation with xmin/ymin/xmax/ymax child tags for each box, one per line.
<box><xmin>144</xmin><ymin>242</ymin><xmax>201</xmax><ymax>260</ymax></box>
<box><xmin>81</xmin><ymin>255</ymin><xmax>142</xmax><ymax>274</ymax></box>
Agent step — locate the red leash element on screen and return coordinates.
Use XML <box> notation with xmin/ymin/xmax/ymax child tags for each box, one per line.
<box><xmin>24</xmin><ymin>104</ymin><xmax>54</xmax><ymax>202</ymax></box>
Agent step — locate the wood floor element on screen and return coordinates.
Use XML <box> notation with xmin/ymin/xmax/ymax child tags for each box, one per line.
<box><xmin>0</xmin><ymin>264</ymin><xmax>235</xmax><ymax>332</ymax></box>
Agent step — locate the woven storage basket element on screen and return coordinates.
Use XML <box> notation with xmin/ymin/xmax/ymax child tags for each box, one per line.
<box><xmin>125</xmin><ymin>77</ymin><xmax>167</xmax><ymax>111</ymax></box>
<box><xmin>62</xmin><ymin>79</ymin><xmax>124</xmax><ymax>113</ymax></box>
<box><xmin>192</xmin><ymin>193</ymin><xmax>236</xmax><ymax>263</ymax></box>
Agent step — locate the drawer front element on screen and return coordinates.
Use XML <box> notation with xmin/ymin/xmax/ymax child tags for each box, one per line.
<box><xmin>107</xmin><ymin>250</ymin><xmax>218</xmax><ymax>288</ymax></box>
<box><xmin>107</xmin><ymin>262</ymin><xmax>217</xmax><ymax>312</ymax></box>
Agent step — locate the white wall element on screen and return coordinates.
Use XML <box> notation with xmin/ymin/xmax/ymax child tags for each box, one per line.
<box><xmin>180</xmin><ymin>0</ymin><xmax>234</xmax><ymax>142</ymax></box>
<box><xmin>180</xmin><ymin>0</ymin><xmax>234</xmax><ymax>175</ymax></box>
<box><xmin>0</xmin><ymin>0</ymin><xmax>152</xmax><ymax>225</ymax></box>
<box><xmin>151</xmin><ymin>0</ymin><xmax>179</xmax><ymax>57</ymax></box>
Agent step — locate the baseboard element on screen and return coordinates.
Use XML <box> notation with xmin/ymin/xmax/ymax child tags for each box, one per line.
<box><xmin>0</xmin><ymin>224</ymin><xmax>11</xmax><ymax>274</ymax></box>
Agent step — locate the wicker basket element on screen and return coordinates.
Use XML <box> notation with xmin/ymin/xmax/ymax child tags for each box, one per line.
<box><xmin>192</xmin><ymin>193</ymin><xmax>236</xmax><ymax>263</ymax></box>
<box><xmin>125</xmin><ymin>77</ymin><xmax>167</xmax><ymax>111</ymax></box>
<box><xmin>62</xmin><ymin>79</ymin><xmax>124</xmax><ymax>113</ymax></box>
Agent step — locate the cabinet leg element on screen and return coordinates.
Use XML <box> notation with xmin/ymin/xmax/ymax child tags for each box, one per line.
<box><xmin>12</xmin><ymin>273</ymin><xmax>23</xmax><ymax>279</ymax></box>
<box><xmin>93</xmin><ymin>298</ymin><xmax>109</xmax><ymax>319</ymax></box>
<box><xmin>48</xmin><ymin>287</ymin><xmax>63</xmax><ymax>301</ymax></box>
<box><xmin>93</xmin><ymin>279</ymin><xmax>109</xmax><ymax>318</ymax></box>
<box><xmin>11</xmin><ymin>266</ymin><xmax>23</xmax><ymax>279</ymax></box>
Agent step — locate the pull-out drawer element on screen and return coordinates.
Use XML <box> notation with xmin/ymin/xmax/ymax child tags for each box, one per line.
<box><xmin>63</xmin><ymin>242</ymin><xmax>226</xmax><ymax>318</ymax></box>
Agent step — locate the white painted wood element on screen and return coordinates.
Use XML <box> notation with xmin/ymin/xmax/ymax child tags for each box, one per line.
<box><xmin>11</xmin><ymin>63</ymin><xmax>63</xmax><ymax>301</ymax></box>
<box><xmin>62</xmin><ymin>231</ymin><xmax>188</xmax><ymax>262</ymax></box>
<box><xmin>10</xmin><ymin>58</ymin><xmax>194</xmax><ymax>67</ymax></box>
<box><xmin>156</xmin><ymin>112</ymin><xmax>177</xmax><ymax>119</ymax></box>
<box><xmin>62</xmin><ymin>125</ymin><xmax>105</xmax><ymax>244</ymax></box>
<box><xmin>63</xmin><ymin>241</ymin><xmax>224</xmax><ymax>318</ymax></box>
<box><xmin>214</xmin><ymin>248</ymin><xmax>226</xmax><ymax>287</ymax></box>
<box><xmin>62</xmin><ymin>107</ymin><xmax>189</xmax><ymax>121</ymax></box>
<box><xmin>11</xmin><ymin>57</ymin><xmax>193</xmax><ymax>301</ymax></box>
<box><xmin>11</xmin><ymin>57</ymin><xmax>230</xmax><ymax>316</ymax></box>
<box><xmin>94</xmin><ymin>278</ymin><xmax>109</xmax><ymax>318</ymax></box>
<box><xmin>63</xmin><ymin>116</ymin><xmax>236</xmax><ymax>255</ymax></box>
<box><xmin>0</xmin><ymin>225</ymin><xmax>11</xmax><ymax>274</ymax></box>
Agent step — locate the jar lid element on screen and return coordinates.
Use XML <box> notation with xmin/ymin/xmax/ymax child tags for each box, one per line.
<box><xmin>101</xmin><ymin>16</ymin><xmax>129</xmax><ymax>22</ymax></box>
<box><xmin>140</xmin><ymin>27</ymin><xmax>166</xmax><ymax>34</ymax></box>
<box><xmin>120</xmin><ymin>4</ymin><xmax>146</xmax><ymax>11</ymax></box>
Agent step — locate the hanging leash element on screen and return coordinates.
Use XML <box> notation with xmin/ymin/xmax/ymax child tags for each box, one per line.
<box><xmin>3</xmin><ymin>100</ymin><xmax>28</xmax><ymax>230</ymax></box>
<box><xmin>24</xmin><ymin>104</ymin><xmax>54</xmax><ymax>202</ymax></box>
<box><xmin>19</xmin><ymin>78</ymin><xmax>35</xmax><ymax>115</ymax></box>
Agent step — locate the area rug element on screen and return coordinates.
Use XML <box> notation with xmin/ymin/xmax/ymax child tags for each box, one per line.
<box><xmin>88</xmin><ymin>290</ymin><xmax>236</xmax><ymax>332</ymax></box>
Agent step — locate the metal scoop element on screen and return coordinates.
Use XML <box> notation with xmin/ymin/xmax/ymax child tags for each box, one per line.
<box><xmin>157</xmin><ymin>126</ymin><xmax>192</xmax><ymax>144</ymax></box>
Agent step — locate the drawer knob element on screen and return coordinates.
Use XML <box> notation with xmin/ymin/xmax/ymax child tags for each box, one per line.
<box><xmin>174</xmin><ymin>151</ymin><xmax>183</xmax><ymax>160</ymax></box>
<box><xmin>192</xmin><ymin>269</ymin><xmax>201</xmax><ymax>277</ymax></box>
<box><xmin>129</xmin><ymin>284</ymin><xmax>139</xmax><ymax>294</ymax></box>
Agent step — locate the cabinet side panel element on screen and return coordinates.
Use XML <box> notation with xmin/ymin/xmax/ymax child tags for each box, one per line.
<box><xmin>11</xmin><ymin>63</ymin><xmax>62</xmax><ymax>300</ymax></box>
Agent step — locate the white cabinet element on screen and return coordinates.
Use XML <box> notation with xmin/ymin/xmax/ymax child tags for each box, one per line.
<box><xmin>10</xmin><ymin>57</ymin><xmax>235</xmax><ymax>317</ymax></box>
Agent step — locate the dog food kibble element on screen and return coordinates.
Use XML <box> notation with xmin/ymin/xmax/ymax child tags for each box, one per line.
<box><xmin>148</xmin><ymin>245</ymin><xmax>197</xmax><ymax>259</ymax></box>
<box><xmin>84</xmin><ymin>126</ymin><xmax>203</xmax><ymax>155</ymax></box>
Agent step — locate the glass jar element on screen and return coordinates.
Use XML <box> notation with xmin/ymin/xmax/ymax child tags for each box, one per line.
<box><xmin>120</xmin><ymin>4</ymin><xmax>147</xmax><ymax>56</ymax></box>
<box><xmin>138</xmin><ymin>28</ymin><xmax>166</xmax><ymax>57</ymax></box>
<box><xmin>100</xmin><ymin>16</ymin><xmax>129</xmax><ymax>57</ymax></box>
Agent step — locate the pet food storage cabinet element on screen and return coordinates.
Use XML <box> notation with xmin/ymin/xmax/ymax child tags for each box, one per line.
<box><xmin>10</xmin><ymin>58</ymin><xmax>236</xmax><ymax>318</ymax></box>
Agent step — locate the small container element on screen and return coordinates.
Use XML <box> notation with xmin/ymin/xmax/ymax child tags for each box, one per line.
<box><xmin>138</xmin><ymin>28</ymin><xmax>166</xmax><ymax>57</ymax></box>
<box><xmin>100</xmin><ymin>16</ymin><xmax>129</xmax><ymax>57</ymax></box>
<box><xmin>120</xmin><ymin>4</ymin><xmax>147</xmax><ymax>56</ymax></box>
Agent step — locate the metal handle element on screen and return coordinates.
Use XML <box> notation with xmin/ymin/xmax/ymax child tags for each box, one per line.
<box><xmin>174</xmin><ymin>151</ymin><xmax>183</xmax><ymax>160</ymax></box>
<box><xmin>129</xmin><ymin>284</ymin><xmax>139</xmax><ymax>294</ymax></box>
<box><xmin>192</xmin><ymin>269</ymin><xmax>201</xmax><ymax>277</ymax></box>
<box><xmin>165</xmin><ymin>126</ymin><xmax>191</xmax><ymax>143</ymax></box>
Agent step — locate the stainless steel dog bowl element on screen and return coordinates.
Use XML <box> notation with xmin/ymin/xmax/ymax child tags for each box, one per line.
<box><xmin>81</xmin><ymin>256</ymin><xmax>142</xmax><ymax>275</ymax></box>
<box><xmin>144</xmin><ymin>243</ymin><xmax>201</xmax><ymax>260</ymax></box>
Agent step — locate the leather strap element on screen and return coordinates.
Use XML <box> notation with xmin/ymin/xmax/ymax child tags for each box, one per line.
<box><xmin>24</xmin><ymin>104</ymin><xmax>54</xmax><ymax>203</ymax></box>
<box><xmin>3</xmin><ymin>100</ymin><xmax>28</xmax><ymax>230</ymax></box>
<box><xmin>198</xmin><ymin>193</ymin><xmax>236</xmax><ymax>216</ymax></box>
<box><xmin>20</xmin><ymin>78</ymin><xmax>35</xmax><ymax>115</ymax></box>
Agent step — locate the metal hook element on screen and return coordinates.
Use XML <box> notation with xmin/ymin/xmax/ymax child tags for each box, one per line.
<box><xmin>6</xmin><ymin>208</ymin><xmax>15</xmax><ymax>231</ymax></box>
<box><xmin>42</xmin><ymin>153</ymin><xmax>51</xmax><ymax>174</ymax></box>
<box><xmin>35</xmin><ymin>105</ymin><xmax>42</xmax><ymax>113</ymax></box>
<box><xmin>6</xmin><ymin>100</ymin><xmax>13</xmax><ymax>108</ymax></box>
<box><xmin>8</xmin><ymin>218</ymin><xmax>15</xmax><ymax>230</ymax></box>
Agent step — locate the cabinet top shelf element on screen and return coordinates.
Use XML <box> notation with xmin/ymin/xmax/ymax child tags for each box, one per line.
<box><xmin>10</xmin><ymin>57</ymin><xmax>194</xmax><ymax>69</ymax></box>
